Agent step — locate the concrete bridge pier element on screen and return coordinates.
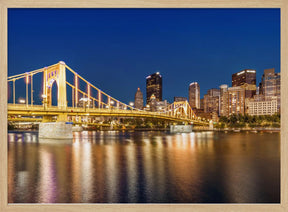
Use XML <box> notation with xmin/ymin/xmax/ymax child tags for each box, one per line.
<box><xmin>39</xmin><ymin>113</ymin><xmax>72</xmax><ymax>140</ymax></box>
<box><xmin>170</xmin><ymin>125</ymin><xmax>192</xmax><ymax>133</ymax></box>
<box><xmin>39</xmin><ymin>122</ymin><xmax>73</xmax><ymax>139</ymax></box>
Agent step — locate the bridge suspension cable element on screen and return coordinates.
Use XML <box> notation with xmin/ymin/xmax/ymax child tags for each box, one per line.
<box><xmin>8</xmin><ymin>67</ymin><xmax>45</xmax><ymax>105</ymax></box>
<box><xmin>7</xmin><ymin>62</ymin><xmax>207</xmax><ymax>124</ymax></box>
<box><xmin>65</xmin><ymin>64</ymin><xmax>138</xmax><ymax>111</ymax></box>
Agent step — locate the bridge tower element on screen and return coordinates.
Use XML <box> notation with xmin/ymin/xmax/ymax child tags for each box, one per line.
<box><xmin>43</xmin><ymin>61</ymin><xmax>67</xmax><ymax>109</ymax></box>
<box><xmin>40</xmin><ymin>61</ymin><xmax>71</xmax><ymax>138</ymax></box>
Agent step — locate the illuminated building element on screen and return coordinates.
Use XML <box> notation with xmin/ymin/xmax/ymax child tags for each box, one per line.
<box><xmin>156</xmin><ymin>100</ymin><xmax>169</xmax><ymax>112</ymax></box>
<box><xmin>220</xmin><ymin>84</ymin><xmax>259</xmax><ymax>116</ymax></box>
<box><xmin>194</xmin><ymin>108</ymin><xmax>212</xmax><ymax>120</ymax></box>
<box><xmin>188</xmin><ymin>82</ymin><xmax>200</xmax><ymax>109</ymax></box>
<box><xmin>200</xmin><ymin>98</ymin><xmax>204</xmax><ymax>110</ymax></box>
<box><xmin>246</xmin><ymin>95</ymin><xmax>278</xmax><ymax>115</ymax></box>
<box><xmin>149</xmin><ymin>94</ymin><xmax>157</xmax><ymax>112</ymax></box>
<box><xmin>146</xmin><ymin>72</ymin><xmax>162</xmax><ymax>104</ymax></box>
<box><xmin>207</xmin><ymin>88</ymin><xmax>220</xmax><ymax>96</ymax></box>
<box><xmin>227</xmin><ymin>86</ymin><xmax>245</xmax><ymax>115</ymax></box>
<box><xmin>77</xmin><ymin>97</ymin><xmax>93</xmax><ymax>108</ymax></box>
<box><xmin>134</xmin><ymin>88</ymin><xmax>143</xmax><ymax>109</ymax></box>
<box><xmin>232</xmin><ymin>69</ymin><xmax>256</xmax><ymax>99</ymax></box>
<box><xmin>259</xmin><ymin>68</ymin><xmax>280</xmax><ymax>111</ymax></box>
<box><xmin>147</xmin><ymin>93</ymin><xmax>169</xmax><ymax>112</ymax></box>
<box><xmin>241</xmin><ymin>83</ymin><xmax>257</xmax><ymax>99</ymax></box>
<box><xmin>219</xmin><ymin>85</ymin><xmax>246</xmax><ymax>116</ymax></box>
<box><xmin>203</xmin><ymin>88</ymin><xmax>220</xmax><ymax>115</ymax></box>
<box><xmin>174</xmin><ymin>97</ymin><xmax>187</xmax><ymax>102</ymax></box>
<box><xmin>219</xmin><ymin>84</ymin><xmax>228</xmax><ymax>116</ymax></box>
<box><xmin>232</xmin><ymin>69</ymin><xmax>256</xmax><ymax>87</ymax></box>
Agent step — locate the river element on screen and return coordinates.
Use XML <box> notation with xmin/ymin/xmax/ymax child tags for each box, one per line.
<box><xmin>8</xmin><ymin>130</ymin><xmax>280</xmax><ymax>203</ymax></box>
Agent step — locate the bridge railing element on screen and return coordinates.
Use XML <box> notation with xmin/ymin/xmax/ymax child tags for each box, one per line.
<box><xmin>8</xmin><ymin>104</ymin><xmax>209</xmax><ymax>125</ymax></box>
<box><xmin>8</xmin><ymin>103</ymin><xmax>188</xmax><ymax>118</ymax></box>
<box><xmin>8</xmin><ymin>62</ymin><xmax>207</xmax><ymax>124</ymax></box>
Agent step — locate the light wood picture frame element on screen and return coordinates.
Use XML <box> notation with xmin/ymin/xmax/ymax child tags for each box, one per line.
<box><xmin>0</xmin><ymin>0</ymin><xmax>287</xmax><ymax>211</ymax></box>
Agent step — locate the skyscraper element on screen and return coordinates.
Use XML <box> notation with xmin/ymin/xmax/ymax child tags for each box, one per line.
<box><xmin>232</xmin><ymin>69</ymin><xmax>256</xmax><ymax>87</ymax></box>
<box><xmin>259</xmin><ymin>68</ymin><xmax>280</xmax><ymax>111</ymax></box>
<box><xmin>203</xmin><ymin>88</ymin><xmax>220</xmax><ymax>115</ymax></box>
<box><xmin>149</xmin><ymin>94</ymin><xmax>157</xmax><ymax>112</ymax></box>
<box><xmin>241</xmin><ymin>83</ymin><xmax>257</xmax><ymax>99</ymax></box>
<box><xmin>227</xmin><ymin>86</ymin><xmax>246</xmax><ymax>115</ymax></box>
<box><xmin>219</xmin><ymin>84</ymin><xmax>228</xmax><ymax>116</ymax></box>
<box><xmin>134</xmin><ymin>88</ymin><xmax>143</xmax><ymax>109</ymax></box>
<box><xmin>200</xmin><ymin>98</ymin><xmax>204</xmax><ymax>110</ymax></box>
<box><xmin>232</xmin><ymin>69</ymin><xmax>256</xmax><ymax>99</ymax></box>
<box><xmin>189</xmin><ymin>82</ymin><xmax>200</xmax><ymax>109</ymax></box>
<box><xmin>220</xmin><ymin>83</ymin><xmax>258</xmax><ymax>116</ymax></box>
<box><xmin>146</xmin><ymin>72</ymin><xmax>162</xmax><ymax>104</ymax></box>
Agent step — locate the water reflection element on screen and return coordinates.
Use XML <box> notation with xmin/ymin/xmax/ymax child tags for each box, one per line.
<box><xmin>8</xmin><ymin>130</ymin><xmax>280</xmax><ymax>203</ymax></box>
<box><xmin>38</xmin><ymin>149</ymin><xmax>56</xmax><ymax>203</ymax></box>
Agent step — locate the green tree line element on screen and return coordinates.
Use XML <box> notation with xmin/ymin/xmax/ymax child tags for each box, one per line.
<box><xmin>215</xmin><ymin>113</ymin><xmax>280</xmax><ymax>128</ymax></box>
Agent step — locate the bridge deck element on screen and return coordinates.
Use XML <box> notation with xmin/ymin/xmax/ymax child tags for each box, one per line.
<box><xmin>8</xmin><ymin>104</ymin><xmax>209</xmax><ymax>126</ymax></box>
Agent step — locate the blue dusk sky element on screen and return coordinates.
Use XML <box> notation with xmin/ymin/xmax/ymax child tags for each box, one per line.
<box><xmin>8</xmin><ymin>8</ymin><xmax>280</xmax><ymax>105</ymax></box>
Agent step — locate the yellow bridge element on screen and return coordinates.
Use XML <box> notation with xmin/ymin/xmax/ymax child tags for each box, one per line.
<box><xmin>8</xmin><ymin>61</ymin><xmax>209</xmax><ymax>126</ymax></box>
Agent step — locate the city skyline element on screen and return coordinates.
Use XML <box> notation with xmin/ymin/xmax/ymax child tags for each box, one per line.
<box><xmin>6</xmin><ymin>7</ymin><xmax>283</xmax><ymax>207</ymax></box>
<box><xmin>8</xmin><ymin>8</ymin><xmax>280</xmax><ymax>105</ymax></box>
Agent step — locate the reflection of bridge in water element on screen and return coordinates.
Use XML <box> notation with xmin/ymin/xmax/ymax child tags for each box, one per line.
<box><xmin>8</xmin><ymin>61</ymin><xmax>209</xmax><ymax>127</ymax></box>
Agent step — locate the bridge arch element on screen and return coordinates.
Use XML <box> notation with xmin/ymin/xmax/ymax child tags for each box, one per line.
<box><xmin>50</xmin><ymin>80</ymin><xmax>58</xmax><ymax>106</ymax></box>
<box><xmin>168</xmin><ymin>101</ymin><xmax>197</xmax><ymax>121</ymax></box>
<box><xmin>174</xmin><ymin>106</ymin><xmax>187</xmax><ymax>118</ymax></box>
<box><xmin>7</xmin><ymin>62</ymin><xmax>210</xmax><ymax>125</ymax></box>
<box><xmin>43</xmin><ymin>61</ymin><xmax>67</xmax><ymax>108</ymax></box>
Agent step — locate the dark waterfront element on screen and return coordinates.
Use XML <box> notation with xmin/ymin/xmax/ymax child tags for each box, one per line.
<box><xmin>8</xmin><ymin>130</ymin><xmax>280</xmax><ymax>203</ymax></box>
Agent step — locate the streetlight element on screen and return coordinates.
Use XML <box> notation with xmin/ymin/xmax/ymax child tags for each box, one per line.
<box><xmin>18</xmin><ymin>98</ymin><xmax>25</xmax><ymax>104</ymax></box>
<box><xmin>110</xmin><ymin>100</ymin><xmax>114</xmax><ymax>109</ymax></box>
<box><xmin>129</xmin><ymin>102</ymin><xmax>134</xmax><ymax>107</ymax></box>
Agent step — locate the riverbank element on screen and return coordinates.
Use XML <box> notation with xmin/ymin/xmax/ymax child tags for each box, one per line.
<box><xmin>8</xmin><ymin>126</ymin><xmax>280</xmax><ymax>133</ymax></box>
<box><xmin>213</xmin><ymin>127</ymin><xmax>280</xmax><ymax>132</ymax></box>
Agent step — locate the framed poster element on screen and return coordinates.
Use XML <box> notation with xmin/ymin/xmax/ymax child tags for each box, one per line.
<box><xmin>1</xmin><ymin>0</ymin><xmax>287</xmax><ymax>211</ymax></box>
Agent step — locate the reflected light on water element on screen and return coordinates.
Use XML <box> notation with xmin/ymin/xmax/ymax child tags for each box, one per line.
<box><xmin>125</xmin><ymin>144</ymin><xmax>137</xmax><ymax>202</ymax></box>
<box><xmin>38</xmin><ymin>150</ymin><xmax>56</xmax><ymax>203</ymax></box>
<box><xmin>189</xmin><ymin>132</ymin><xmax>195</xmax><ymax>148</ymax></box>
<box><xmin>72</xmin><ymin>136</ymin><xmax>81</xmax><ymax>202</ymax></box>
<box><xmin>9</xmin><ymin>132</ymin><xmax>39</xmax><ymax>144</ymax></box>
<box><xmin>105</xmin><ymin>145</ymin><xmax>118</xmax><ymax>202</ymax></box>
<box><xmin>81</xmin><ymin>142</ymin><xmax>93</xmax><ymax>202</ymax></box>
<box><xmin>17</xmin><ymin>134</ymin><xmax>23</xmax><ymax>142</ymax></box>
<box><xmin>8</xmin><ymin>130</ymin><xmax>280</xmax><ymax>203</ymax></box>
<box><xmin>8</xmin><ymin>134</ymin><xmax>15</xmax><ymax>142</ymax></box>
